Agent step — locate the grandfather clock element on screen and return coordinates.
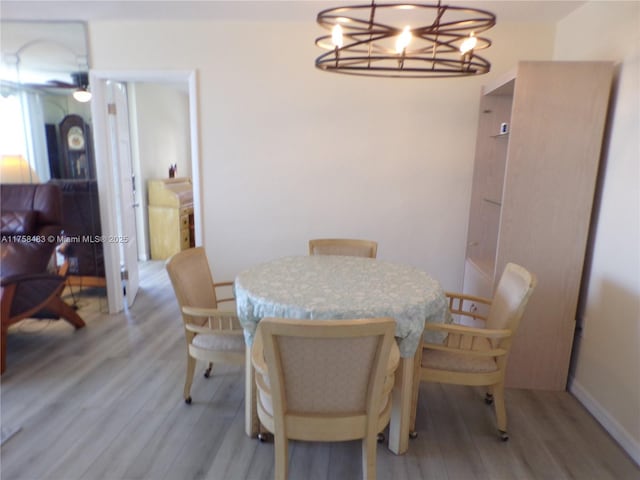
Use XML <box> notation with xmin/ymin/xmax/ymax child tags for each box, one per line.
<box><xmin>59</xmin><ymin>114</ymin><xmax>95</xmax><ymax>179</ymax></box>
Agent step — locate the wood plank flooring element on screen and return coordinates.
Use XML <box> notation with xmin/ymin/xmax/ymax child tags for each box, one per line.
<box><xmin>1</xmin><ymin>261</ymin><xmax>638</xmax><ymax>480</ymax></box>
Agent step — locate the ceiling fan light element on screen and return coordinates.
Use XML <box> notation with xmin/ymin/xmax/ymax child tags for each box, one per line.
<box><xmin>73</xmin><ymin>87</ymin><xmax>92</xmax><ymax>103</ymax></box>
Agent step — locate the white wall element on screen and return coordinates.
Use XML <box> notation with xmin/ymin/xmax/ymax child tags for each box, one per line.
<box><xmin>128</xmin><ymin>82</ymin><xmax>191</xmax><ymax>259</ymax></box>
<box><xmin>555</xmin><ymin>1</ymin><xmax>640</xmax><ymax>465</ymax></box>
<box><xmin>130</xmin><ymin>82</ymin><xmax>191</xmax><ymax>180</ymax></box>
<box><xmin>88</xmin><ymin>19</ymin><xmax>554</xmax><ymax>290</ymax></box>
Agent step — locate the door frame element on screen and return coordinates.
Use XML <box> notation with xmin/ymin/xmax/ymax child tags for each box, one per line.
<box><xmin>90</xmin><ymin>69</ymin><xmax>202</xmax><ymax>313</ymax></box>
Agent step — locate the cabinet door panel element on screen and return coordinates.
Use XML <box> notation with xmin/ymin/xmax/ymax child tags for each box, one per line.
<box><xmin>496</xmin><ymin>62</ymin><xmax>614</xmax><ymax>390</ymax></box>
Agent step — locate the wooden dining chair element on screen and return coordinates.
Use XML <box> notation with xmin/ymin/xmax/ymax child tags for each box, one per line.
<box><xmin>308</xmin><ymin>238</ymin><xmax>378</xmax><ymax>258</ymax></box>
<box><xmin>166</xmin><ymin>247</ymin><xmax>245</xmax><ymax>404</ymax></box>
<box><xmin>252</xmin><ymin>317</ymin><xmax>399</xmax><ymax>480</ymax></box>
<box><xmin>413</xmin><ymin>263</ymin><xmax>536</xmax><ymax>440</ymax></box>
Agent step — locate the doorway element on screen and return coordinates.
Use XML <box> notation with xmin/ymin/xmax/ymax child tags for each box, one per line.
<box><xmin>90</xmin><ymin>70</ymin><xmax>202</xmax><ymax>314</ymax></box>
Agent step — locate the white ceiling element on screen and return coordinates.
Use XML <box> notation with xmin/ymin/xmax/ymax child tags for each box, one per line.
<box><xmin>1</xmin><ymin>1</ymin><xmax>585</xmax><ymax>24</ymax></box>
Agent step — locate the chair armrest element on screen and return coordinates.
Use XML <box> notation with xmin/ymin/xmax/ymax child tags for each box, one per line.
<box><xmin>184</xmin><ymin>323</ymin><xmax>244</xmax><ymax>336</ymax></box>
<box><xmin>424</xmin><ymin>323</ymin><xmax>511</xmax><ymax>357</ymax></box>
<box><xmin>181</xmin><ymin>305</ymin><xmax>242</xmax><ymax>331</ymax></box>
<box><xmin>181</xmin><ymin>305</ymin><xmax>237</xmax><ymax>317</ymax></box>
<box><xmin>0</xmin><ymin>272</ymin><xmax>65</xmax><ymax>287</ymax></box>
<box><xmin>445</xmin><ymin>291</ymin><xmax>492</xmax><ymax>304</ymax></box>
<box><xmin>424</xmin><ymin>322</ymin><xmax>510</xmax><ymax>340</ymax></box>
<box><xmin>423</xmin><ymin>341</ymin><xmax>508</xmax><ymax>358</ymax></box>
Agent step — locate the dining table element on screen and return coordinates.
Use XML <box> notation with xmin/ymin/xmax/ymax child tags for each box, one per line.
<box><xmin>234</xmin><ymin>255</ymin><xmax>451</xmax><ymax>455</ymax></box>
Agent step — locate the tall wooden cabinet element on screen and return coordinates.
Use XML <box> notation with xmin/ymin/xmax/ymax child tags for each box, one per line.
<box><xmin>464</xmin><ymin>61</ymin><xmax>614</xmax><ymax>390</ymax></box>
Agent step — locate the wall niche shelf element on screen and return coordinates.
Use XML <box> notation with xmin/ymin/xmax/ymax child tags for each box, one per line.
<box><xmin>463</xmin><ymin>61</ymin><xmax>614</xmax><ymax>391</ymax></box>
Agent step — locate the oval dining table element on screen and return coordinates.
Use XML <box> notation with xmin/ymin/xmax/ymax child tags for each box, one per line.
<box><xmin>235</xmin><ymin>255</ymin><xmax>451</xmax><ymax>455</ymax></box>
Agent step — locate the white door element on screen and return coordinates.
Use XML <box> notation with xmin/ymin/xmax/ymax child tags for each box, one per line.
<box><xmin>106</xmin><ymin>81</ymin><xmax>139</xmax><ymax>306</ymax></box>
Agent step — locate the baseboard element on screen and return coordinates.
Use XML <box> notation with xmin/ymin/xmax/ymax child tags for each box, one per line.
<box><xmin>569</xmin><ymin>377</ymin><xmax>640</xmax><ymax>467</ymax></box>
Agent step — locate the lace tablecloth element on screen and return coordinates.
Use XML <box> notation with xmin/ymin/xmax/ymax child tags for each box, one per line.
<box><xmin>235</xmin><ymin>255</ymin><xmax>450</xmax><ymax>358</ymax></box>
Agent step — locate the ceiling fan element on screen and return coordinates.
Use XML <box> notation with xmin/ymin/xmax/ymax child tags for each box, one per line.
<box><xmin>33</xmin><ymin>71</ymin><xmax>89</xmax><ymax>90</ymax></box>
<box><xmin>14</xmin><ymin>71</ymin><xmax>91</xmax><ymax>101</ymax></box>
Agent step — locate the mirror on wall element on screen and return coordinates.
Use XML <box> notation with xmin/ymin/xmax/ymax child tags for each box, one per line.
<box><xmin>0</xmin><ymin>21</ymin><xmax>94</xmax><ymax>183</ymax></box>
<box><xmin>1</xmin><ymin>21</ymin><xmax>107</xmax><ymax>296</ymax></box>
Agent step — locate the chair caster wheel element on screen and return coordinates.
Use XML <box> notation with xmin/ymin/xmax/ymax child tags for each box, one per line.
<box><xmin>204</xmin><ymin>370</ymin><xmax>212</xmax><ymax>378</ymax></box>
<box><xmin>409</xmin><ymin>431</ymin><xmax>418</xmax><ymax>439</ymax></box>
<box><xmin>377</xmin><ymin>433</ymin><xmax>385</xmax><ymax>443</ymax></box>
<box><xmin>499</xmin><ymin>430</ymin><xmax>509</xmax><ymax>441</ymax></box>
<box><xmin>185</xmin><ymin>396</ymin><xmax>192</xmax><ymax>405</ymax></box>
<box><xmin>258</xmin><ymin>433</ymin><xmax>271</xmax><ymax>442</ymax></box>
<box><xmin>485</xmin><ymin>393</ymin><xmax>494</xmax><ymax>405</ymax></box>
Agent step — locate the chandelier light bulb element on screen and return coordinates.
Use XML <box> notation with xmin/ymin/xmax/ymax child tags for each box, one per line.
<box><xmin>332</xmin><ymin>24</ymin><xmax>344</xmax><ymax>48</ymax></box>
<box><xmin>315</xmin><ymin>2</ymin><xmax>496</xmax><ymax>78</ymax></box>
<box><xmin>460</xmin><ymin>32</ymin><xmax>477</xmax><ymax>54</ymax></box>
<box><xmin>395</xmin><ymin>26</ymin><xmax>412</xmax><ymax>53</ymax></box>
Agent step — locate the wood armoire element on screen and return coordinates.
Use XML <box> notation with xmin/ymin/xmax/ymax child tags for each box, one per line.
<box><xmin>463</xmin><ymin>61</ymin><xmax>614</xmax><ymax>390</ymax></box>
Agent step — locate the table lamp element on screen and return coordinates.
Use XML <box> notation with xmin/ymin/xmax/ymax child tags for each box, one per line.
<box><xmin>0</xmin><ymin>154</ymin><xmax>40</xmax><ymax>183</ymax></box>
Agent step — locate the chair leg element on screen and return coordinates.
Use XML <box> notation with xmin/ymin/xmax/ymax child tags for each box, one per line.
<box><xmin>362</xmin><ymin>434</ymin><xmax>377</xmax><ymax>480</ymax></box>
<box><xmin>485</xmin><ymin>384</ymin><xmax>495</xmax><ymax>405</ymax></box>
<box><xmin>204</xmin><ymin>362</ymin><xmax>213</xmax><ymax>378</ymax></box>
<box><xmin>493</xmin><ymin>383</ymin><xmax>508</xmax><ymax>440</ymax></box>
<box><xmin>46</xmin><ymin>294</ymin><xmax>85</xmax><ymax>329</ymax></box>
<box><xmin>409</xmin><ymin>347</ymin><xmax>421</xmax><ymax>438</ymax></box>
<box><xmin>184</xmin><ymin>355</ymin><xmax>196</xmax><ymax>404</ymax></box>
<box><xmin>274</xmin><ymin>435</ymin><xmax>288</xmax><ymax>480</ymax></box>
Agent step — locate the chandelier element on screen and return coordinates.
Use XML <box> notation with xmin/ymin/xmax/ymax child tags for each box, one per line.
<box><xmin>315</xmin><ymin>1</ymin><xmax>496</xmax><ymax>78</ymax></box>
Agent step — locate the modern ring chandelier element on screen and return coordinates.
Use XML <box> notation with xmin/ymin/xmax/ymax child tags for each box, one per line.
<box><xmin>315</xmin><ymin>1</ymin><xmax>496</xmax><ymax>78</ymax></box>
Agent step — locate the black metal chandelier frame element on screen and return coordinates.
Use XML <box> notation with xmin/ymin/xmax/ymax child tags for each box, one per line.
<box><xmin>315</xmin><ymin>1</ymin><xmax>497</xmax><ymax>78</ymax></box>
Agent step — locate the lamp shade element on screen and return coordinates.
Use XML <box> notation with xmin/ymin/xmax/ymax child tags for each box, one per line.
<box><xmin>0</xmin><ymin>155</ymin><xmax>40</xmax><ymax>183</ymax></box>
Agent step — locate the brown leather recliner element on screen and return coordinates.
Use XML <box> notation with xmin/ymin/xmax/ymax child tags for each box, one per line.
<box><xmin>0</xmin><ymin>183</ymin><xmax>85</xmax><ymax>374</ymax></box>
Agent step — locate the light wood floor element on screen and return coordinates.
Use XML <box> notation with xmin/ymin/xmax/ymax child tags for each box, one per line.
<box><xmin>1</xmin><ymin>261</ymin><xmax>638</xmax><ymax>480</ymax></box>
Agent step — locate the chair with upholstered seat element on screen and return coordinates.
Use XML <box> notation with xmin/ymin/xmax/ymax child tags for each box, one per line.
<box><xmin>414</xmin><ymin>262</ymin><xmax>536</xmax><ymax>440</ymax></box>
<box><xmin>308</xmin><ymin>238</ymin><xmax>378</xmax><ymax>258</ymax></box>
<box><xmin>166</xmin><ymin>247</ymin><xmax>245</xmax><ymax>404</ymax></box>
<box><xmin>252</xmin><ymin>317</ymin><xmax>399</xmax><ymax>480</ymax></box>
